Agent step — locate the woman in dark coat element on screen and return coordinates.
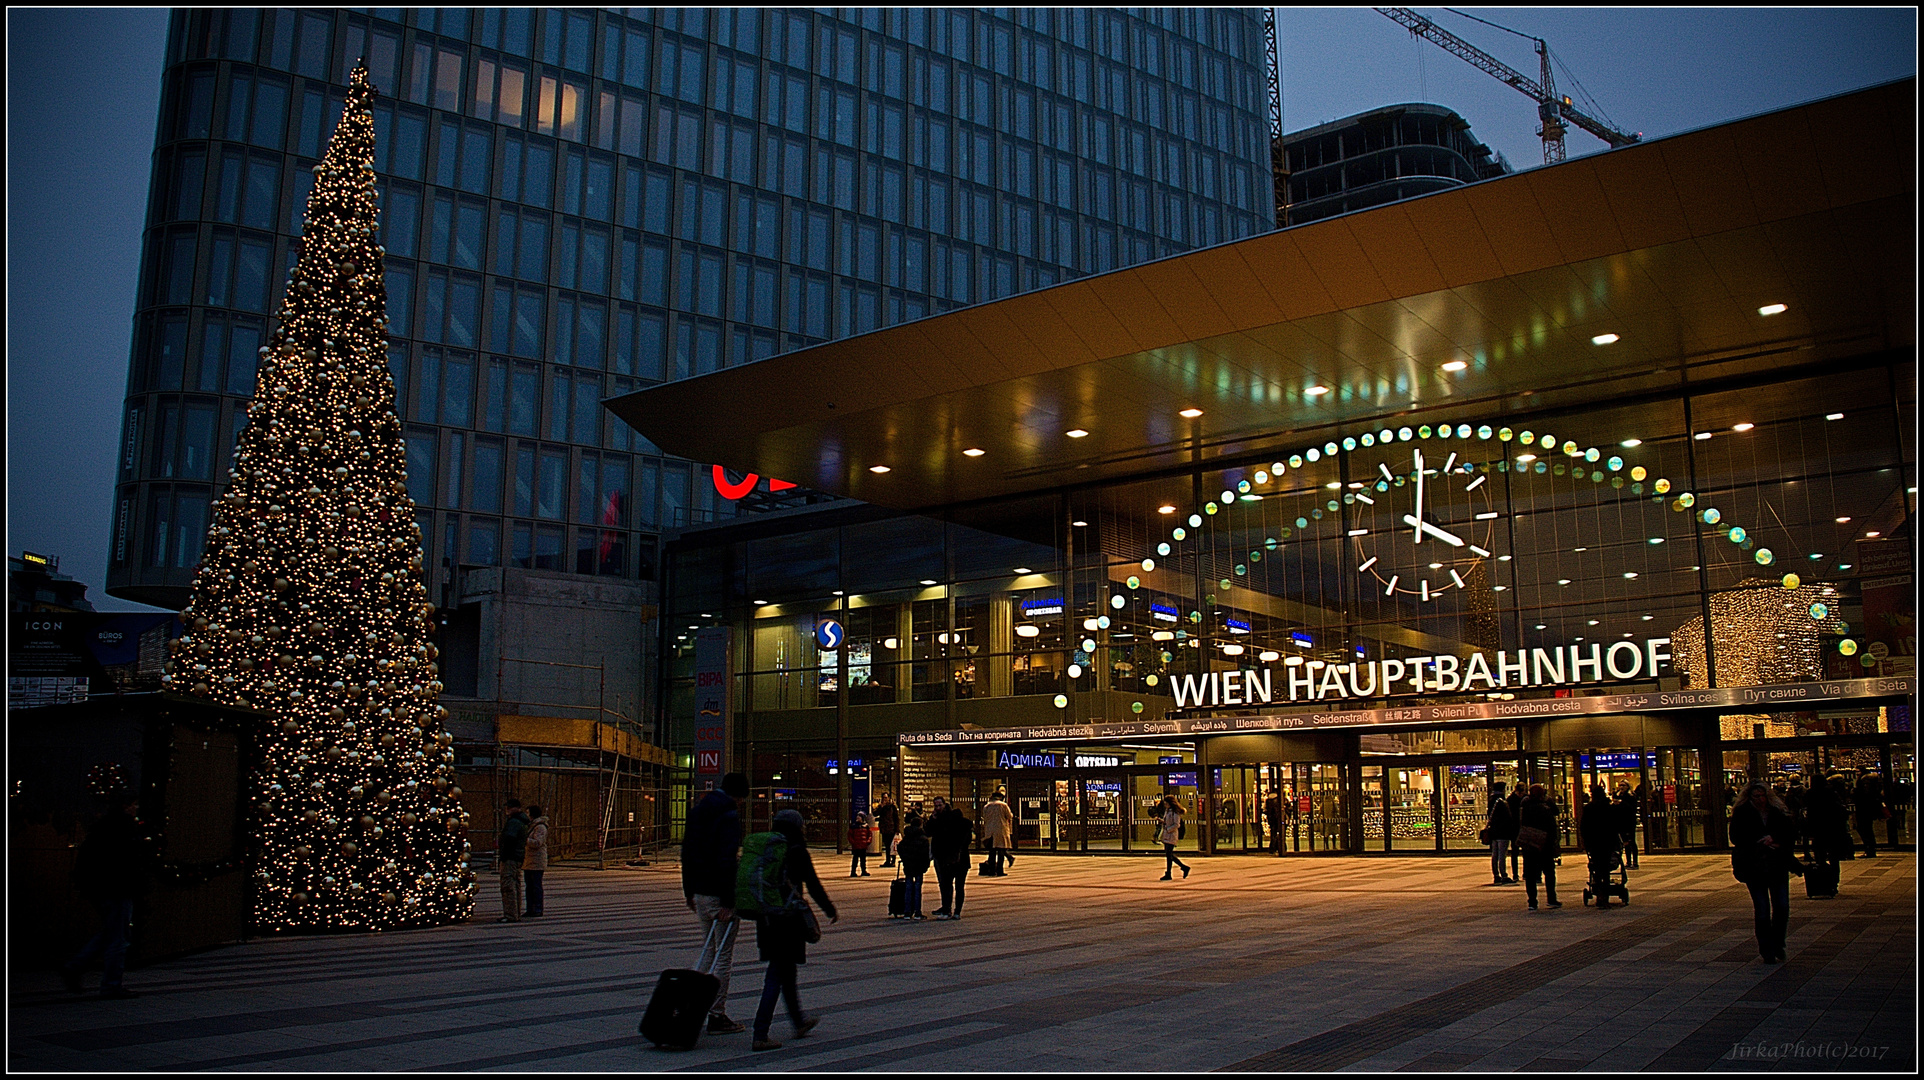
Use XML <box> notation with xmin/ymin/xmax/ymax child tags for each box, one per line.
<box><xmin>752</xmin><ymin>809</ymin><xmax>839</xmax><ymax>1051</ymax></box>
<box><xmin>1517</xmin><ymin>784</ymin><xmax>1561</xmax><ymax>911</ymax></box>
<box><xmin>1730</xmin><ymin>782</ymin><xmax>1797</xmax><ymax>963</ymax></box>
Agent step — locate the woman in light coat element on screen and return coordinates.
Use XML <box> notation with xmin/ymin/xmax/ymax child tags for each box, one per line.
<box><xmin>1157</xmin><ymin>795</ymin><xmax>1190</xmax><ymax>881</ymax></box>
<box><xmin>523</xmin><ymin>805</ymin><xmax>550</xmax><ymax>917</ymax></box>
<box><xmin>980</xmin><ymin>791</ymin><xmax>1016</xmax><ymax>873</ymax></box>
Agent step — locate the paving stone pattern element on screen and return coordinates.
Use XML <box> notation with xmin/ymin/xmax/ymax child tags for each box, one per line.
<box><xmin>9</xmin><ymin>853</ymin><xmax>1913</xmax><ymax>1072</ymax></box>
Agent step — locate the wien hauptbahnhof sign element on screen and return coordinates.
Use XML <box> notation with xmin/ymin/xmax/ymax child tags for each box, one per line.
<box><xmin>894</xmin><ymin>677</ymin><xmax>1914</xmax><ymax>747</ymax></box>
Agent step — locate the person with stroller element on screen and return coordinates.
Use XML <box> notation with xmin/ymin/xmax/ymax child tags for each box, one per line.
<box><xmin>1580</xmin><ymin>784</ymin><xmax>1624</xmax><ymax>908</ymax></box>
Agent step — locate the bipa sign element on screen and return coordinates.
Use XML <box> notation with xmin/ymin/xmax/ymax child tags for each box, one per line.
<box><xmin>712</xmin><ymin>465</ymin><xmax>796</xmax><ymax>500</ymax></box>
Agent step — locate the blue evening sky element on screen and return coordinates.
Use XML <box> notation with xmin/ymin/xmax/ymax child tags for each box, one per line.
<box><xmin>5</xmin><ymin>7</ymin><xmax>1916</xmax><ymax>611</ymax></box>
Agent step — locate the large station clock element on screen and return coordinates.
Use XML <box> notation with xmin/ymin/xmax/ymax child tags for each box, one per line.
<box><xmin>1351</xmin><ymin>446</ymin><xmax>1501</xmax><ymax>600</ymax></box>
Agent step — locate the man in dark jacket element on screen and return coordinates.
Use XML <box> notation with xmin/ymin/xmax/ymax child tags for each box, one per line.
<box><xmin>681</xmin><ymin>772</ymin><xmax>750</xmax><ymax>1035</ymax></box>
<box><xmin>1487</xmin><ymin>782</ymin><xmax>1516</xmax><ymax>885</ymax></box>
<box><xmin>873</xmin><ymin>792</ymin><xmax>900</xmax><ymax>868</ymax></box>
<box><xmin>1517</xmin><ymin>784</ymin><xmax>1561</xmax><ymax>911</ymax></box>
<box><xmin>896</xmin><ymin>812</ymin><xmax>932</xmax><ymax>919</ymax></box>
<box><xmin>925</xmin><ymin>795</ymin><xmax>973</xmax><ymax>920</ymax></box>
<box><xmin>1506</xmin><ymin>786</ymin><xmax>1524</xmax><ymax>882</ymax></box>
<box><xmin>1265</xmin><ymin>794</ymin><xmax>1285</xmax><ymax>855</ymax></box>
<box><xmin>60</xmin><ymin>789</ymin><xmax>152</xmax><ymax>998</ymax></box>
<box><xmin>497</xmin><ymin>799</ymin><xmax>531</xmax><ymax>923</ymax></box>
<box><xmin>1615</xmin><ymin>787</ymin><xmax>1641</xmax><ymax>869</ymax></box>
<box><xmin>1731</xmin><ymin>782</ymin><xmax>1798</xmax><ymax>962</ymax></box>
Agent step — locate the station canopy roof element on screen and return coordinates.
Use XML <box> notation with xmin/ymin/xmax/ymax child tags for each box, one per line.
<box><xmin>607</xmin><ymin>79</ymin><xmax>1914</xmax><ymax>514</ymax></box>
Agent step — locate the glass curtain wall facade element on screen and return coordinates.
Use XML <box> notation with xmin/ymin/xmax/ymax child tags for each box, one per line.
<box><xmin>109</xmin><ymin>7</ymin><xmax>1275</xmax><ymax>609</ymax></box>
<box><xmin>665</xmin><ymin>360</ymin><xmax>1915</xmax><ymax>853</ymax></box>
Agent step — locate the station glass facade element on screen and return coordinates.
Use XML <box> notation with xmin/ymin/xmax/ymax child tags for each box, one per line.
<box><xmin>665</xmin><ymin>359</ymin><xmax>1915</xmax><ymax>852</ymax></box>
<box><xmin>110</xmin><ymin>6</ymin><xmax>1275</xmax><ymax>610</ymax></box>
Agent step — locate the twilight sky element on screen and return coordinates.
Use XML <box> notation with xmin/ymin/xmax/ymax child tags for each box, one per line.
<box><xmin>5</xmin><ymin>7</ymin><xmax>1916</xmax><ymax>612</ymax></box>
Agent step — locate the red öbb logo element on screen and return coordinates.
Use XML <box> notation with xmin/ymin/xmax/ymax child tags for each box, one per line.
<box><xmin>711</xmin><ymin>465</ymin><xmax>796</xmax><ymax>500</ymax></box>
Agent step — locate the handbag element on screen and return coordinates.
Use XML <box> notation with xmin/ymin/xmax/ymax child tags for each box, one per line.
<box><xmin>1478</xmin><ymin>826</ymin><xmax>1493</xmax><ymax>844</ymax></box>
<box><xmin>1516</xmin><ymin>825</ymin><xmax>1549</xmax><ymax>851</ymax></box>
<box><xmin>779</xmin><ymin>898</ymin><xmax>822</xmax><ymax>944</ymax></box>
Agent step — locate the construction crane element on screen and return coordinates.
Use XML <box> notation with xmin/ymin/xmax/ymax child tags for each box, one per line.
<box><xmin>1376</xmin><ymin>7</ymin><xmax>1640</xmax><ymax>164</ymax></box>
<box><xmin>1262</xmin><ymin>8</ymin><xmax>1289</xmax><ymax>226</ymax></box>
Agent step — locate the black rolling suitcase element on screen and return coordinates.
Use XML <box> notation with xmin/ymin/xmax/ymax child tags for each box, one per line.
<box><xmin>1805</xmin><ymin>860</ymin><xmax>1839</xmax><ymax>898</ymax></box>
<box><xmin>639</xmin><ymin>920</ymin><xmax>734</xmax><ymax>1049</ymax></box>
<box><xmin>888</xmin><ymin>866</ymin><xmax>908</xmax><ymax>917</ymax></box>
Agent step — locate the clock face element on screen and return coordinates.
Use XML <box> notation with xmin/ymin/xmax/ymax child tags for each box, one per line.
<box><xmin>1351</xmin><ymin>446</ymin><xmax>1500</xmax><ymax>599</ymax></box>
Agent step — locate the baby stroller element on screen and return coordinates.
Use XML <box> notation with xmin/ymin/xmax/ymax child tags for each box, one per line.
<box><xmin>1582</xmin><ymin>848</ymin><xmax>1630</xmax><ymax>907</ymax></box>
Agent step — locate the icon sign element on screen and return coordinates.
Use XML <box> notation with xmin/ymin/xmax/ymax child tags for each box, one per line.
<box><xmin>816</xmin><ymin>619</ymin><xmax>844</xmax><ymax>649</ymax></box>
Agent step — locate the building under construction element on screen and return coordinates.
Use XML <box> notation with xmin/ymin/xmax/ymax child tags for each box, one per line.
<box><xmin>1279</xmin><ymin>103</ymin><xmax>1511</xmax><ymax>225</ymax></box>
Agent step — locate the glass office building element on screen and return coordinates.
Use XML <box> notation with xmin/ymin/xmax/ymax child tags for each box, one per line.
<box><xmin>624</xmin><ymin>80</ymin><xmax>1917</xmax><ymax>854</ymax></box>
<box><xmin>107</xmin><ymin>7</ymin><xmax>1277</xmax><ymax>737</ymax></box>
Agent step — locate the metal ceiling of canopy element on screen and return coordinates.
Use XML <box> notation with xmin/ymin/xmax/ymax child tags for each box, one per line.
<box><xmin>605</xmin><ymin>80</ymin><xmax>1914</xmax><ymax>515</ymax></box>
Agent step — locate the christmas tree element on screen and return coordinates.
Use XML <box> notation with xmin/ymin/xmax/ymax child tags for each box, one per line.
<box><xmin>165</xmin><ymin>63</ymin><xmax>475</xmax><ymax>931</ymax></box>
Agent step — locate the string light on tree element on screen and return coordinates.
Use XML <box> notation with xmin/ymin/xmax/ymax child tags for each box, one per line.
<box><xmin>161</xmin><ymin>63</ymin><xmax>474</xmax><ymax>932</ymax></box>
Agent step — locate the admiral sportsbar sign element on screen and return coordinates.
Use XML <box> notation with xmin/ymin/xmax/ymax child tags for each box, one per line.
<box><xmin>894</xmin><ymin>677</ymin><xmax>1914</xmax><ymax>746</ymax></box>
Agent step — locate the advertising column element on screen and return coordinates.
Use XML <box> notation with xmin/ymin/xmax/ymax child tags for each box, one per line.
<box><xmin>1856</xmin><ymin>538</ymin><xmax>1915</xmax><ymax>678</ymax></box>
<box><xmin>692</xmin><ymin>627</ymin><xmax>733</xmax><ymax>790</ymax></box>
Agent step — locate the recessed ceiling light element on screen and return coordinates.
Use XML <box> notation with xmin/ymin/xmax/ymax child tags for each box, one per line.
<box><xmin>1065</xmin><ymin>428</ymin><xmax>1089</xmax><ymax>438</ymax></box>
<box><xmin>1758</xmin><ymin>303</ymin><xmax>1787</xmax><ymax>315</ymax></box>
<box><xmin>1732</xmin><ymin>422</ymin><xmax>1754</xmax><ymax>432</ymax></box>
<box><xmin>1441</xmin><ymin>360</ymin><xmax>1468</xmax><ymax>372</ymax></box>
<box><xmin>1838</xmin><ymin>563</ymin><xmax>1853</xmax><ymax>569</ymax></box>
<box><xmin>1620</xmin><ymin>438</ymin><xmax>1642</xmax><ymax>448</ymax></box>
<box><xmin>1574</xmin><ymin>547</ymin><xmax>1588</xmax><ymax>552</ymax></box>
<box><xmin>1179</xmin><ymin>408</ymin><xmax>1203</xmax><ymax>418</ymax></box>
<box><xmin>962</xmin><ymin>447</ymin><xmax>985</xmax><ymax>457</ymax></box>
<box><xmin>1517</xmin><ymin>454</ymin><xmax>1537</xmax><ymax>463</ymax></box>
<box><xmin>1013</xmin><ymin>567</ymin><xmax>1032</xmax><ymax>574</ymax></box>
<box><xmin>1642</xmin><ymin>615</ymin><xmax>1654</xmax><ymax>621</ymax></box>
<box><xmin>832</xmin><ymin>590</ymin><xmax>844</xmax><ymax>596</ymax></box>
<box><xmin>1694</xmin><ymin>432</ymin><xmax>1713</xmax><ymax>441</ymax></box>
<box><xmin>1866</xmin><ymin>531</ymin><xmax>1882</xmax><ymax>538</ymax></box>
<box><xmin>1836</xmin><ymin>517</ymin><xmax>1851</xmax><ymax>523</ymax></box>
<box><xmin>1808</xmin><ymin>553</ymin><xmax>1824</xmax><ymax>560</ymax></box>
<box><xmin>1648</xmin><ymin>537</ymin><xmax>1665</xmax><ymax>545</ymax></box>
<box><xmin>1827</xmin><ymin>413</ymin><xmax>1845</xmax><ymax>421</ymax></box>
<box><xmin>1305</xmin><ymin>385</ymin><xmax>1329</xmax><ymax>396</ymax></box>
<box><xmin>1623</xmin><ymin>572</ymin><xmax>1639</xmax><ymax>579</ymax></box>
<box><xmin>753</xmin><ymin>600</ymin><xmax>768</xmax><ymax>606</ymax></box>
<box><xmin>1158</xmin><ymin>505</ymin><xmax>1176</xmax><ymax>514</ymax></box>
<box><xmin>869</xmin><ymin>465</ymin><xmax>891</xmax><ymax>473</ymax></box>
<box><xmin>920</xmin><ymin>579</ymin><xmax>937</xmax><ymax>586</ymax></box>
<box><xmin>1591</xmin><ymin>333</ymin><xmax>1619</xmax><ymax>345</ymax></box>
<box><xmin>1071</xmin><ymin>520</ymin><xmax>1088</xmax><ymax>527</ymax></box>
<box><xmin>1535</xmin><ymin>624</ymin><xmax>1548</xmax><ymax>630</ymax></box>
<box><xmin>1588</xmin><ymin>619</ymin><xmax>1600</xmax><ymax>626</ymax></box>
<box><xmin>1325</xmin><ymin>481</ymin><xmax>1341</xmax><ymax>490</ymax></box>
<box><xmin>1558</xmin><ymin>579</ymin><xmax>1572</xmax><ymax>586</ymax></box>
<box><xmin>1492</xmin><ymin>585</ymin><xmax>1508</xmax><ymax>591</ymax></box>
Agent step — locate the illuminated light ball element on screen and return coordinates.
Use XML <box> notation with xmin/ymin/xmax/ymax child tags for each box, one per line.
<box><xmin>1653</xmin><ymin>478</ymin><xmax>1672</xmax><ymax>494</ymax></box>
<box><xmin>1156</xmin><ymin>543</ymin><xmax>1170</xmax><ymax>556</ymax></box>
<box><xmin>1727</xmin><ymin>526</ymin><xmax>1748</xmax><ymax>544</ymax></box>
<box><xmin>1235</xmin><ymin>564</ymin><xmax>1246</xmax><ymax>576</ymax></box>
<box><xmin>1499</xmin><ymin>427</ymin><xmax>1514</xmax><ymax>441</ymax></box>
<box><xmin>1081</xmin><ymin>638</ymin><xmax>1097</xmax><ymax>652</ymax></box>
<box><xmin>1417</xmin><ymin>426</ymin><xmax>1432</xmax><ymax>439</ymax></box>
<box><xmin>1678</xmin><ymin>492</ymin><xmax>1695</xmax><ymax>508</ymax></box>
<box><xmin>1810</xmin><ymin>603</ymin><xmax>1829</xmax><ymax>620</ymax></box>
<box><xmin>1126</xmin><ymin>576</ymin><xmax>1141</xmax><ymax>589</ymax></box>
<box><xmin>1265</xmin><ymin>538</ymin><xmax>1279</xmax><ymax>551</ymax></box>
<box><xmin>1145</xmin><ymin>674</ymin><xmax>1159</xmax><ymax>687</ymax></box>
<box><xmin>1204</xmin><ymin>502</ymin><xmax>1218</xmax><ymax>515</ymax></box>
<box><xmin>1188</xmin><ymin>514</ymin><xmax>1202</xmax><ymax>528</ymax></box>
<box><xmin>1236</xmin><ymin>480</ymin><xmax>1251</xmax><ymax>494</ymax></box>
<box><xmin>1172</xmin><ymin>528</ymin><xmax>1186</xmax><ymax>541</ymax></box>
<box><xmin>1131</xmin><ymin>701</ymin><xmax>1145</xmax><ymax>714</ymax></box>
<box><xmin>1631</xmin><ymin>466</ymin><xmax>1647</xmax><ymax>481</ymax></box>
<box><xmin>1219</xmin><ymin>578</ymin><xmax>1233</xmax><ymax>590</ymax></box>
<box><xmin>1110</xmin><ymin>594</ymin><xmax>1126</xmax><ymax>609</ymax></box>
<box><xmin>1053</xmin><ymin>694</ymin><xmax>1068</xmax><ymax>708</ymax></box>
<box><xmin>1296</xmin><ymin>517</ymin><xmax>1309</xmax><ymax>529</ymax></box>
<box><xmin>1839</xmin><ymin>638</ymin><xmax>1859</xmax><ymax>656</ymax></box>
<box><xmin>1754</xmin><ymin>548</ymin><xmax>1774</xmax><ymax>566</ymax></box>
<box><xmin>1702</xmin><ymin>508</ymin><xmax>1722</xmax><ymax>525</ymax></box>
<box><xmin>1142</xmin><ymin>558</ymin><xmax>1156</xmax><ymax>573</ymax></box>
<box><xmin>1836</xmin><ymin>621</ymin><xmax>1850</xmax><ymax>635</ymax></box>
<box><xmin>1066</xmin><ymin>665</ymin><xmax>1083</xmax><ymax>679</ymax></box>
<box><xmin>1097</xmin><ymin>616</ymin><xmax>1111</xmax><ymax>629</ymax></box>
<box><xmin>1478</xmin><ymin>425</ymin><xmax>1494</xmax><ymax>440</ymax></box>
<box><xmin>1248</xmin><ymin>550</ymin><xmax>1262</xmax><ymax>563</ymax></box>
<box><xmin>1780</xmin><ymin>572</ymin><xmax>1800</xmax><ymax>590</ymax></box>
<box><xmin>1190</xmin><ymin>611</ymin><xmax>1203</xmax><ymax>622</ymax></box>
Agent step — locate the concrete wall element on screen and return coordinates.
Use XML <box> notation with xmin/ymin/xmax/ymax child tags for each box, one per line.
<box><xmin>443</xmin><ymin>567</ymin><xmax>657</xmax><ymax>739</ymax></box>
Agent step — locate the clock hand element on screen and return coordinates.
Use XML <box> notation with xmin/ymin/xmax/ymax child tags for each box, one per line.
<box><xmin>1412</xmin><ymin>448</ymin><xmax>1425</xmax><ymax>542</ymax></box>
<box><xmin>1401</xmin><ymin>514</ymin><xmax>1465</xmax><ymax>547</ymax></box>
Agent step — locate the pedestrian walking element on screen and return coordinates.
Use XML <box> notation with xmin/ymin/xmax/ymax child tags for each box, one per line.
<box><xmin>749</xmin><ymin>809</ymin><xmax>839</xmax><ymax>1052</ymax></box>
<box><xmin>925</xmin><ymin>795</ymin><xmax>972</xmax><ymax>920</ymax></box>
<box><xmin>1853</xmin><ymin>772</ymin><xmax>1886</xmax><ymax>858</ymax></box>
<box><xmin>1505</xmin><ymin>786</ymin><xmax>1524</xmax><ymax>882</ymax></box>
<box><xmin>1157</xmin><ymin>795</ymin><xmax>1190</xmax><ymax>881</ymax></box>
<box><xmin>848</xmin><ymin>812</ymin><xmax>874</xmax><ymax>877</ymax></box>
<box><xmin>59</xmin><ymin>787</ymin><xmax>152</xmax><ymax>998</ymax></box>
<box><xmin>873</xmin><ymin>792</ymin><xmax>901</xmax><ymax>867</ymax></box>
<box><xmin>496</xmin><ymin>798</ymin><xmax>531</xmax><ymax>923</ymax></box>
<box><xmin>1615</xmin><ymin>787</ymin><xmax>1640</xmax><ymax>870</ymax></box>
<box><xmin>1580</xmin><ymin>786</ymin><xmax>1623</xmax><ymax>908</ymax></box>
<box><xmin>1516</xmin><ymin>784</ymin><xmax>1561</xmax><ymax>911</ymax></box>
<box><xmin>1265</xmin><ymin>793</ymin><xmax>1285</xmax><ymax>855</ymax></box>
<box><xmin>523</xmin><ymin>805</ymin><xmax>549</xmax><ymax>916</ymax></box>
<box><xmin>680</xmin><ymin>772</ymin><xmax>751</xmax><ymax>1036</ymax></box>
<box><xmin>1486</xmin><ymin>782</ymin><xmax>1516</xmax><ymax>885</ymax></box>
<box><xmin>980</xmin><ymin>790</ymin><xmax>1015</xmax><ymax>873</ymax></box>
<box><xmin>897</xmin><ymin>811</ymin><xmax>931</xmax><ymax>920</ymax></box>
<box><xmin>1730</xmin><ymin>781</ymin><xmax>1799</xmax><ymax>963</ymax></box>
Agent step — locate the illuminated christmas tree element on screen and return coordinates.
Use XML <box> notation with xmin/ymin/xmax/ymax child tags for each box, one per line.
<box><xmin>164</xmin><ymin>64</ymin><xmax>474</xmax><ymax>931</ymax></box>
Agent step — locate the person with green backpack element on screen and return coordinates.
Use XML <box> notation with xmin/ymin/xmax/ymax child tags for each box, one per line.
<box><xmin>735</xmin><ymin>809</ymin><xmax>838</xmax><ymax>1052</ymax></box>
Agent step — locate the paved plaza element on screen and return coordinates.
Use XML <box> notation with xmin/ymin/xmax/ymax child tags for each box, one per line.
<box><xmin>9</xmin><ymin>851</ymin><xmax>1914</xmax><ymax>1072</ymax></box>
